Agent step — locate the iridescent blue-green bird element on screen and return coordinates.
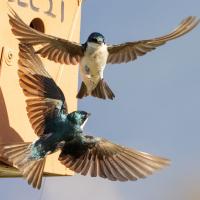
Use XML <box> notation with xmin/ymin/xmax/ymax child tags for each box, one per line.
<box><xmin>2</xmin><ymin>44</ymin><xmax>169</xmax><ymax>189</ymax></box>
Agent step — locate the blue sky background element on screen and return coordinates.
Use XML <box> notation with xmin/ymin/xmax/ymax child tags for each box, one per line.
<box><xmin>1</xmin><ymin>0</ymin><xmax>200</xmax><ymax>199</ymax></box>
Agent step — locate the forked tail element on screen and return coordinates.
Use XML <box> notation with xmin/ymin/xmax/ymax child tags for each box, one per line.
<box><xmin>76</xmin><ymin>81</ymin><xmax>88</xmax><ymax>99</ymax></box>
<box><xmin>92</xmin><ymin>79</ymin><xmax>115</xmax><ymax>100</ymax></box>
<box><xmin>2</xmin><ymin>142</ymin><xmax>46</xmax><ymax>189</ymax></box>
<box><xmin>77</xmin><ymin>79</ymin><xmax>115</xmax><ymax>100</ymax></box>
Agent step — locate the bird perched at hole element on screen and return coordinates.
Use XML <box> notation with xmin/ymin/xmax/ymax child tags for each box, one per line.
<box><xmin>8</xmin><ymin>8</ymin><xmax>199</xmax><ymax>100</ymax></box>
<box><xmin>2</xmin><ymin>44</ymin><xmax>169</xmax><ymax>189</ymax></box>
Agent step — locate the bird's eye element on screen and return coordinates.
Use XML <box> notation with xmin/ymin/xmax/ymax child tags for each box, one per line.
<box><xmin>92</xmin><ymin>38</ymin><xmax>97</xmax><ymax>42</ymax></box>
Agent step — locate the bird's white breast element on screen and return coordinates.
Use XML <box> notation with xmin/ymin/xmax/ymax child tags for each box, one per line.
<box><xmin>80</xmin><ymin>43</ymin><xmax>108</xmax><ymax>92</ymax></box>
<box><xmin>80</xmin><ymin>43</ymin><xmax>108</xmax><ymax>78</ymax></box>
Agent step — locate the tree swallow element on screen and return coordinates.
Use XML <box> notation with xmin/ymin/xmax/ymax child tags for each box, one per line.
<box><xmin>2</xmin><ymin>44</ymin><xmax>169</xmax><ymax>189</ymax></box>
<box><xmin>8</xmin><ymin>9</ymin><xmax>199</xmax><ymax>100</ymax></box>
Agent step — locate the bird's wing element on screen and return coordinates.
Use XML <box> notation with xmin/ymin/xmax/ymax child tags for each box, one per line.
<box><xmin>107</xmin><ymin>16</ymin><xmax>199</xmax><ymax>64</ymax></box>
<box><xmin>18</xmin><ymin>43</ymin><xmax>67</xmax><ymax>136</ymax></box>
<box><xmin>9</xmin><ymin>8</ymin><xmax>84</xmax><ymax>65</ymax></box>
<box><xmin>59</xmin><ymin>135</ymin><xmax>170</xmax><ymax>181</ymax></box>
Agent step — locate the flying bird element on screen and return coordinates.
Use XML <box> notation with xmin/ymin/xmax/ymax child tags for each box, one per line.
<box><xmin>2</xmin><ymin>44</ymin><xmax>169</xmax><ymax>189</ymax></box>
<box><xmin>8</xmin><ymin>9</ymin><xmax>199</xmax><ymax>100</ymax></box>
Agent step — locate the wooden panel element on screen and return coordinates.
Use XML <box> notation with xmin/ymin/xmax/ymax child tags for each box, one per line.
<box><xmin>0</xmin><ymin>0</ymin><xmax>81</xmax><ymax>176</ymax></box>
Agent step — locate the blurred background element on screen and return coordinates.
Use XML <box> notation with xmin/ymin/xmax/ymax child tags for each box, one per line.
<box><xmin>1</xmin><ymin>0</ymin><xmax>200</xmax><ymax>199</ymax></box>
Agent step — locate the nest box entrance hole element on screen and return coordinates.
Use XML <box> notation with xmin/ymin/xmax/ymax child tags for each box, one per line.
<box><xmin>29</xmin><ymin>18</ymin><xmax>45</xmax><ymax>33</ymax></box>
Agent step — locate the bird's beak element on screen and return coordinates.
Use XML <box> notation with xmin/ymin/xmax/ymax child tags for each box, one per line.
<box><xmin>96</xmin><ymin>37</ymin><xmax>104</xmax><ymax>44</ymax></box>
<box><xmin>87</xmin><ymin>113</ymin><xmax>91</xmax><ymax>117</ymax></box>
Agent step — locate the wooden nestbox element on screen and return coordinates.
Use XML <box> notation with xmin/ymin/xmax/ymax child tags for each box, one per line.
<box><xmin>0</xmin><ymin>0</ymin><xmax>82</xmax><ymax>177</ymax></box>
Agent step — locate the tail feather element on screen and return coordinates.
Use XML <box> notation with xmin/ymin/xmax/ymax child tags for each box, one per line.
<box><xmin>92</xmin><ymin>79</ymin><xmax>115</xmax><ymax>100</ymax></box>
<box><xmin>26</xmin><ymin>162</ymin><xmax>39</xmax><ymax>184</ymax></box>
<box><xmin>77</xmin><ymin>80</ymin><xmax>115</xmax><ymax>100</ymax></box>
<box><xmin>97</xmin><ymin>81</ymin><xmax>105</xmax><ymax>99</ymax></box>
<box><xmin>33</xmin><ymin>160</ymin><xmax>45</xmax><ymax>188</ymax></box>
<box><xmin>76</xmin><ymin>81</ymin><xmax>88</xmax><ymax>99</ymax></box>
<box><xmin>2</xmin><ymin>143</ymin><xmax>46</xmax><ymax>189</ymax></box>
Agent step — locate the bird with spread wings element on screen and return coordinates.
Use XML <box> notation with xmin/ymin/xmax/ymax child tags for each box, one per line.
<box><xmin>2</xmin><ymin>44</ymin><xmax>169</xmax><ymax>189</ymax></box>
<box><xmin>8</xmin><ymin>8</ymin><xmax>199</xmax><ymax>100</ymax></box>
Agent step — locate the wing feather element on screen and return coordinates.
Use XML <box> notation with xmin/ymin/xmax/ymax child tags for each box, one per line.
<box><xmin>107</xmin><ymin>16</ymin><xmax>199</xmax><ymax>64</ymax></box>
<box><xmin>18</xmin><ymin>43</ymin><xmax>67</xmax><ymax>136</ymax></box>
<box><xmin>9</xmin><ymin>7</ymin><xmax>84</xmax><ymax>65</ymax></box>
<box><xmin>59</xmin><ymin>136</ymin><xmax>170</xmax><ymax>181</ymax></box>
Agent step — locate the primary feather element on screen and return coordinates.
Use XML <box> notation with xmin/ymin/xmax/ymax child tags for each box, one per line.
<box><xmin>8</xmin><ymin>7</ymin><xmax>199</xmax><ymax>100</ymax></box>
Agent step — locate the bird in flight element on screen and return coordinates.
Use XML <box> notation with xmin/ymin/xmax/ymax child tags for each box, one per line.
<box><xmin>2</xmin><ymin>43</ymin><xmax>169</xmax><ymax>189</ymax></box>
<box><xmin>8</xmin><ymin>8</ymin><xmax>199</xmax><ymax>100</ymax></box>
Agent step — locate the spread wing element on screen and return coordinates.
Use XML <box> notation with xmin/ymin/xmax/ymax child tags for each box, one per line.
<box><xmin>59</xmin><ymin>135</ymin><xmax>170</xmax><ymax>181</ymax></box>
<box><xmin>9</xmin><ymin>8</ymin><xmax>84</xmax><ymax>65</ymax></box>
<box><xmin>107</xmin><ymin>16</ymin><xmax>199</xmax><ymax>64</ymax></box>
<box><xmin>18</xmin><ymin>43</ymin><xmax>67</xmax><ymax>136</ymax></box>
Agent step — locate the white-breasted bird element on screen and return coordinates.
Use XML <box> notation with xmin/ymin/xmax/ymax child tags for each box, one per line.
<box><xmin>8</xmin><ymin>8</ymin><xmax>199</xmax><ymax>100</ymax></box>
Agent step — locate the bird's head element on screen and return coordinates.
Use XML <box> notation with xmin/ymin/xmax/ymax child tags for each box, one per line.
<box><xmin>67</xmin><ymin>111</ymin><xmax>91</xmax><ymax>128</ymax></box>
<box><xmin>87</xmin><ymin>32</ymin><xmax>105</xmax><ymax>45</ymax></box>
